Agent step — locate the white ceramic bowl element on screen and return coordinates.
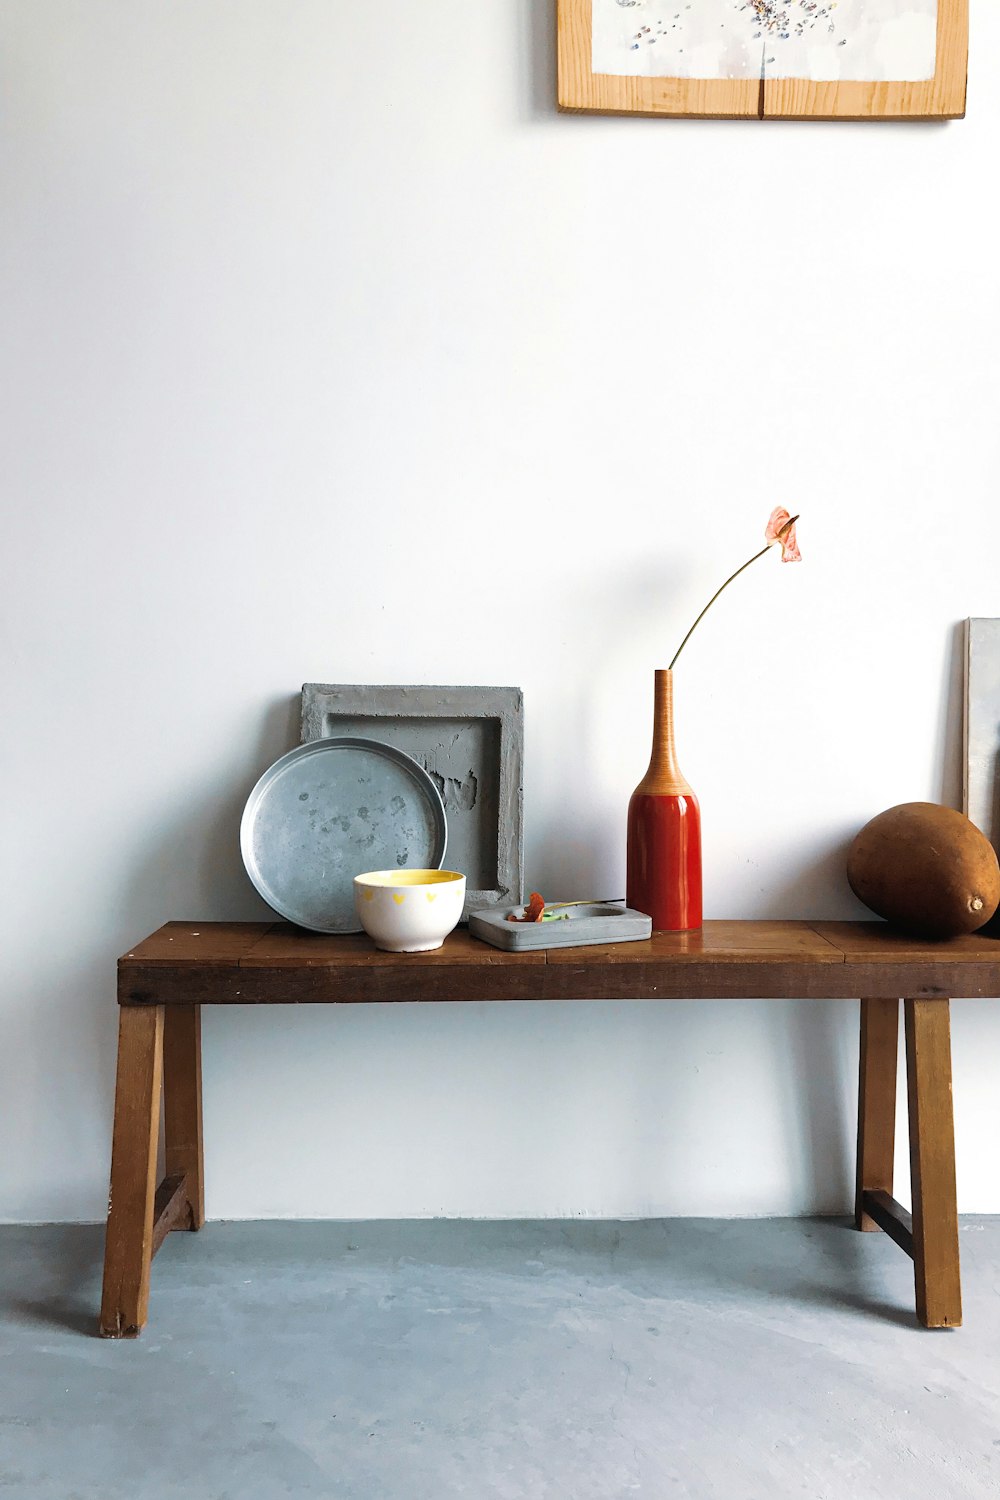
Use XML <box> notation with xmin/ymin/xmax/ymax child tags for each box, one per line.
<box><xmin>354</xmin><ymin>869</ymin><xmax>466</xmax><ymax>952</ymax></box>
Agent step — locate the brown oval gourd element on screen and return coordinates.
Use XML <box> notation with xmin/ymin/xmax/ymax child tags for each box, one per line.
<box><xmin>847</xmin><ymin>802</ymin><xmax>1000</xmax><ymax>939</ymax></box>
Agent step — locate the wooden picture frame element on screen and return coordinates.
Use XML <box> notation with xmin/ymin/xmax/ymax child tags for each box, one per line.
<box><xmin>557</xmin><ymin>0</ymin><xmax>967</xmax><ymax>120</ymax></box>
<box><xmin>301</xmin><ymin>684</ymin><xmax>524</xmax><ymax>921</ymax></box>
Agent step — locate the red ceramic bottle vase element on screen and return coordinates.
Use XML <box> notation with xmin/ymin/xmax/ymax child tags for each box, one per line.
<box><xmin>626</xmin><ymin>669</ymin><xmax>703</xmax><ymax>932</ymax></box>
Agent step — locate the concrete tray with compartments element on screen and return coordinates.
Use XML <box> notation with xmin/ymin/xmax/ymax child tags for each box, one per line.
<box><xmin>469</xmin><ymin>903</ymin><xmax>652</xmax><ymax>951</ymax></box>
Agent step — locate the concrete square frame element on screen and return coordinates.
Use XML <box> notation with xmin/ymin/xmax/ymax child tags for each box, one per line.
<box><xmin>301</xmin><ymin>684</ymin><xmax>524</xmax><ymax>920</ymax></box>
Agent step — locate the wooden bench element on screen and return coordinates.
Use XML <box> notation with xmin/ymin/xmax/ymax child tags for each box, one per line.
<box><xmin>100</xmin><ymin>919</ymin><xmax>1000</xmax><ymax>1337</ymax></box>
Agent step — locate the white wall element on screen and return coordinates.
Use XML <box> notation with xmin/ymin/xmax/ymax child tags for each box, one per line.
<box><xmin>3</xmin><ymin>1</ymin><xmax>999</xmax><ymax>1223</ymax></box>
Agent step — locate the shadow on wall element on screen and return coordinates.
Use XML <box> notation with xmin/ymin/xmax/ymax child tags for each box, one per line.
<box><xmin>525</xmin><ymin>540</ymin><xmax>872</xmax><ymax>1213</ymax></box>
<box><xmin>3</xmin><ymin>696</ymin><xmax>300</xmax><ymax>1223</ymax></box>
<box><xmin>525</xmin><ymin>550</ymin><xmax>693</xmax><ymax>900</ymax></box>
<box><xmin>518</xmin><ymin>0</ymin><xmax>559</xmax><ymax>122</ymax></box>
<box><xmin>721</xmin><ymin>618</ymin><xmax>973</xmax><ymax>1214</ymax></box>
<box><xmin>755</xmin><ymin>846</ymin><xmax>861</xmax><ymax>1215</ymax></box>
<box><xmin>942</xmin><ymin>616</ymin><xmax>1000</xmax><ymax>937</ymax></box>
<box><xmin>118</xmin><ymin>695</ymin><xmax>300</xmax><ymax>927</ymax></box>
<box><xmin>936</xmin><ymin>619</ymin><xmax>966</xmax><ymax>811</ymax></box>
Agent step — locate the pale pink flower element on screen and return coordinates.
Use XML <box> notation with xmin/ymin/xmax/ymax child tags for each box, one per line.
<box><xmin>765</xmin><ymin>507</ymin><xmax>802</xmax><ymax>563</ymax></box>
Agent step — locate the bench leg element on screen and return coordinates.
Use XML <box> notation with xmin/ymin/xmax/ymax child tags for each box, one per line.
<box><xmin>905</xmin><ymin>997</ymin><xmax>962</xmax><ymax>1329</ymax></box>
<box><xmin>100</xmin><ymin>1006</ymin><xmax>164</xmax><ymax>1338</ymax></box>
<box><xmin>856</xmin><ymin>997</ymin><xmax>899</xmax><ymax>1230</ymax></box>
<box><xmin>163</xmin><ymin>1004</ymin><xmax>205</xmax><ymax>1230</ymax></box>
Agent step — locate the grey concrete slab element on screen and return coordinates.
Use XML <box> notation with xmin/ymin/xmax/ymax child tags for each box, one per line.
<box><xmin>300</xmin><ymin>684</ymin><xmax>525</xmax><ymax>917</ymax></box>
<box><xmin>2</xmin><ymin>1218</ymin><xmax>1000</xmax><ymax>1499</ymax></box>
<box><xmin>965</xmin><ymin>617</ymin><xmax>1000</xmax><ymax>854</ymax></box>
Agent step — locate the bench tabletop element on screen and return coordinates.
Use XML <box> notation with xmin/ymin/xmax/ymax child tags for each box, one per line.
<box><xmin>117</xmin><ymin>919</ymin><xmax>1000</xmax><ymax>1005</ymax></box>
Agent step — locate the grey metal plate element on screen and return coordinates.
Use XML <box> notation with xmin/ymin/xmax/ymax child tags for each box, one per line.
<box><xmin>469</xmin><ymin>904</ymin><xmax>653</xmax><ymax>952</ymax></box>
<box><xmin>240</xmin><ymin>738</ymin><xmax>447</xmax><ymax>934</ymax></box>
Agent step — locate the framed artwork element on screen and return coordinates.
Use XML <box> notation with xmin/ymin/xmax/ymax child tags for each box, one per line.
<box><xmin>301</xmin><ymin>684</ymin><xmax>524</xmax><ymax>920</ymax></box>
<box><xmin>557</xmin><ymin>0</ymin><xmax>967</xmax><ymax>119</ymax></box>
<box><xmin>964</xmin><ymin>619</ymin><xmax>1000</xmax><ymax>858</ymax></box>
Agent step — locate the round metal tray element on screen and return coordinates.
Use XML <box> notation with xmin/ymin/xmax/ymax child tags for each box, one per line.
<box><xmin>240</xmin><ymin>737</ymin><xmax>448</xmax><ymax>933</ymax></box>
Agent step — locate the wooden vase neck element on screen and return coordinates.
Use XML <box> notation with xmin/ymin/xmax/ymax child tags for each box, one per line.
<box><xmin>635</xmin><ymin>669</ymin><xmax>692</xmax><ymax>797</ymax></box>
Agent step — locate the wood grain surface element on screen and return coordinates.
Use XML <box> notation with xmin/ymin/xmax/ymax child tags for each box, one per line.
<box><xmin>557</xmin><ymin>0</ymin><xmax>758</xmax><ymax>118</ymax></box>
<box><xmin>905</xmin><ymin>998</ymin><xmax>962</xmax><ymax>1328</ymax></box>
<box><xmin>117</xmin><ymin>920</ymin><xmax>1000</xmax><ymax>1006</ymax></box>
<box><xmin>100</xmin><ymin>1006</ymin><xmax>163</xmax><ymax>1338</ymax></box>
<box><xmin>163</xmin><ymin>1005</ymin><xmax>205</xmax><ymax>1230</ymax></box>
<box><xmin>240</xmin><ymin>926</ymin><xmax>546</xmax><ymax>969</ymax></box>
<box><xmin>764</xmin><ymin>0</ymin><xmax>967</xmax><ymax>119</ymax></box>
<box><xmin>122</xmin><ymin>922</ymin><xmax>272</xmax><ymax>965</ymax></box>
<box><xmin>855</xmin><ymin>997</ymin><xmax>899</xmax><ymax>1230</ymax></box>
<box><xmin>557</xmin><ymin>0</ymin><xmax>967</xmax><ymax>120</ymax></box>
<box><xmin>631</xmin><ymin>670</ymin><xmax>694</xmax><ymax>797</ymax></box>
<box><xmin>859</xmin><ymin>1189</ymin><xmax>914</xmax><ymax>1256</ymax></box>
<box><xmin>106</xmin><ymin>920</ymin><xmax>981</xmax><ymax>1334</ymax></box>
<box><xmin>813</xmin><ymin>921</ymin><xmax>998</xmax><ymax>962</ymax></box>
<box><xmin>150</xmin><ymin>1174</ymin><xmax>192</xmax><ymax>1257</ymax></box>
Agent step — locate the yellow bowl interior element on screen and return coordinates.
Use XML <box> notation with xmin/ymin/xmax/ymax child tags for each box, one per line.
<box><xmin>354</xmin><ymin>869</ymin><xmax>463</xmax><ymax>888</ymax></box>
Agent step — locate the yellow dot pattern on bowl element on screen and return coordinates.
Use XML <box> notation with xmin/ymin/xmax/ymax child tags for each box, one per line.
<box><xmin>426</xmin><ymin>893</ymin><xmax>436</xmax><ymax>902</ymax></box>
<box><xmin>392</xmin><ymin>892</ymin><xmax>406</xmax><ymax>904</ymax></box>
<box><xmin>363</xmin><ymin>889</ymin><xmax>375</xmax><ymax>902</ymax></box>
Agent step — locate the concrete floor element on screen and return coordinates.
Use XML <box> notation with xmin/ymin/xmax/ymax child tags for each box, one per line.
<box><xmin>2</xmin><ymin>1218</ymin><xmax>1000</xmax><ymax>1499</ymax></box>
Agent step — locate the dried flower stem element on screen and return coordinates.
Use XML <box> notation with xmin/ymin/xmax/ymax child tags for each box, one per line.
<box><xmin>668</xmin><ymin>515</ymin><xmax>798</xmax><ymax>671</ymax></box>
